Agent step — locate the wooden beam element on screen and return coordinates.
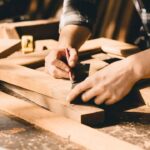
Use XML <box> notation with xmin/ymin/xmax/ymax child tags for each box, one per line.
<box><xmin>2</xmin><ymin>82</ymin><xmax>104</xmax><ymax>126</ymax></box>
<box><xmin>0</xmin><ymin>19</ymin><xmax>59</xmax><ymax>40</ymax></box>
<box><xmin>0</xmin><ymin>91</ymin><xmax>142</xmax><ymax>150</ymax></box>
<box><xmin>0</xmin><ymin>62</ymin><xmax>107</xmax><ymax>126</ymax></box>
<box><xmin>0</xmin><ymin>50</ymin><xmax>49</xmax><ymax>66</ymax></box>
<box><xmin>0</xmin><ymin>39</ymin><xmax>21</xmax><ymax>58</ymax></box>
<box><xmin>99</xmin><ymin>38</ymin><xmax>140</xmax><ymax>57</ymax></box>
<box><xmin>35</xmin><ymin>38</ymin><xmax>140</xmax><ymax>58</ymax></box>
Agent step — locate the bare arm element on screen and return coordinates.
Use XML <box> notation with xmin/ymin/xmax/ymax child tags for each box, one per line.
<box><xmin>128</xmin><ymin>48</ymin><xmax>150</xmax><ymax>79</ymax></box>
<box><xmin>58</xmin><ymin>25</ymin><xmax>91</xmax><ymax>50</ymax></box>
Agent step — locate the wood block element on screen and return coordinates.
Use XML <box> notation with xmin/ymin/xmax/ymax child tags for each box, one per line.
<box><xmin>0</xmin><ymin>19</ymin><xmax>59</xmax><ymax>40</ymax></box>
<box><xmin>3</xmin><ymin>82</ymin><xmax>104</xmax><ymax>126</ymax></box>
<box><xmin>0</xmin><ymin>91</ymin><xmax>143</xmax><ymax>150</ymax></box>
<box><xmin>0</xmin><ymin>39</ymin><xmax>21</xmax><ymax>58</ymax></box>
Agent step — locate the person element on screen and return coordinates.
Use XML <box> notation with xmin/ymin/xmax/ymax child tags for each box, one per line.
<box><xmin>45</xmin><ymin>0</ymin><xmax>150</xmax><ymax>105</ymax></box>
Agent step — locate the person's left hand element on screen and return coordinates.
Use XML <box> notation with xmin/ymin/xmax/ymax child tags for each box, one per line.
<box><xmin>66</xmin><ymin>59</ymin><xmax>140</xmax><ymax>105</ymax></box>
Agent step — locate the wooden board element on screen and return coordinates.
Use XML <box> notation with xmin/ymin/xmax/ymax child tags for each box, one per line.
<box><xmin>0</xmin><ymin>19</ymin><xmax>59</xmax><ymax>40</ymax></box>
<box><xmin>0</xmin><ymin>50</ymin><xmax>49</xmax><ymax>66</ymax></box>
<box><xmin>0</xmin><ymin>39</ymin><xmax>21</xmax><ymax>58</ymax></box>
<box><xmin>35</xmin><ymin>38</ymin><xmax>140</xmax><ymax>57</ymax></box>
<box><xmin>0</xmin><ymin>62</ymin><xmax>107</xmax><ymax>126</ymax></box>
<box><xmin>99</xmin><ymin>38</ymin><xmax>140</xmax><ymax>57</ymax></box>
<box><xmin>0</xmin><ymin>91</ymin><xmax>143</xmax><ymax>150</ymax></box>
<box><xmin>2</xmin><ymin>82</ymin><xmax>104</xmax><ymax>126</ymax></box>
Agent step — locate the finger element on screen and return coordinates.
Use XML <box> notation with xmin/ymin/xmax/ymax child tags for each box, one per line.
<box><xmin>68</xmin><ymin>48</ymin><xmax>78</xmax><ymax>67</ymax></box>
<box><xmin>105</xmin><ymin>97</ymin><xmax>118</xmax><ymax>105</ymax></box>
<box><xmin>48</xmin><ymin>66</ymin><xmax>69</xmax><ymax>79</ymax></box>
<box><xmin>81</xmin><ymin>87</ymin><xmax>99</xmax><ymax>102</ymax></box>
<box><xmin>94</xmin><ymin>93</ymin><xmax>110</xmax><ymax>105</ymax></box>
<box><xmin>66</xmin><ymin>79</ymin><xmax>92</xmax><ymax>102</ymax></box>
<box><xmin>52</xmin><ymin>60</ymin><xmax>70</xmax><ymax>72</ymax></box>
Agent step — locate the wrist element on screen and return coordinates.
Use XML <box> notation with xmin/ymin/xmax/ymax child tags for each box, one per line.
<box><xmin>126</xmin><ymin>55</ymin><xmax>144</xmax><ymax>81</ymax></box>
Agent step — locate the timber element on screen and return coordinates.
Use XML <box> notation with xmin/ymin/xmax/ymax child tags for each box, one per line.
<box><xmin>0</xmin><ymin>19</ymin><xmax>59</xmax><ymax>40</ymax></box>
<box><xmin>0</xmin><ymin>91</ymin><xmax>143</xmax><ymax>150</ymax></box>
<box><xmin>0</xmin><ymin>62</ymin><xmax>106</xmax><ymax>126</ymax></box>
<box><xmin>2</xmin><ymin>82</ymin><xmax>104</xmax><ymax>126</ymax></box>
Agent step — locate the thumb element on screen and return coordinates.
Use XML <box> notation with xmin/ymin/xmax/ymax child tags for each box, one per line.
<box><xmin>68</xmin><ymin>48</ymin><xmax>78</xmax><ymax>68</ymax></box>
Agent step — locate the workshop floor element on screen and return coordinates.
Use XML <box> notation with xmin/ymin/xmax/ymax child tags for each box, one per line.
<box><xmin>0</xmin><ymin>108</ymin><xmax>149</xmax><ymax>150</ymax></box>
<box><xmin>0</xmin><ymin>111</ymin><xmax>85</xmax><ymax>150</ymax></box>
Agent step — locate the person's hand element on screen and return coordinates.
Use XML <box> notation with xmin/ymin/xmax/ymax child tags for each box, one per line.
<box><xmin>45</xmin><ymin>48</ymin><xmax>78</xmax><ymax>79</ymax></box>
<box><xmin>67</xmin><ymin>59</ymin><xmax>140</xmax><ymax>105</ymax></box>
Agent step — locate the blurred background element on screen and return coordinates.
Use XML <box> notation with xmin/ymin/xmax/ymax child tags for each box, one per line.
<box><xmin>0</xmin><ymin>0</ymin><xmax>149</xmax><ymax>49</ymax></box>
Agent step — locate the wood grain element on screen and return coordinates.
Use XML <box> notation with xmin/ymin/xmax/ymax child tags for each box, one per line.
<box><xmin>3</xmin><ymin>82</ymin><xmax>104</xmax><ymax>126</ymax></box>
<box><xmin>0</xmin><ymin>91</ymin><xmax>142</xmax><ymax>150</ymax></box>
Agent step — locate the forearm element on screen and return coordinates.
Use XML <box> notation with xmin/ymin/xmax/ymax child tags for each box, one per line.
<box><xmin>127</xmin><ymin>49</ymin><xmax>150</xmax><ymax>80</ymax></box>
<box><xmin>58</xmin><ymin>25</ymin><xmax>91</xmax><ymax>50</ymax></box>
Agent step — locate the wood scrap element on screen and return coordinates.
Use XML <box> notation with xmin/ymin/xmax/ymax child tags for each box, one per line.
<box><xmin>0</xmin><ymin>39</ymin><xmax>21</xmax><ymax>58</ymax></box>
<box><xmin>2</xmin><ymin>82</ymin><xmax>104</xmax><ymax>126</ymax></box>
<box><xmin>0</xmin><ymin>91</ymin><xmax>143</xmax><ymax>150</ymax></box>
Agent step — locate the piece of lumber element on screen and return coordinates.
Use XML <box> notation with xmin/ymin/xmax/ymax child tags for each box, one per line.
<box><xmin>127</xmin><ymin>105</ymin><xmax>150</xmax><ymax>113</ymax></box>
<box><xmin>0</xmin><ymin>50</ymin><xmax>49</xmax><ymax>66</ymax></box>
<box><xmin>0</xmin><ymin>91</ymin><xmax>143</xmax><ymax>150</ymax></box>
<box><xmin>99</xmin><ymin>38</ymin><xmax>140</xmax><ymax>57</ymax></box>
<box><xmin>2</xmin><ymin>82</ymin><xmax>104</xmax><ymax>126</ymax></box>
<box><xmin>0</xmin><ymin>19</ymin><xmax>59</xmax><ymax>40</ymax></box>
<box><xmin>35</xmin><ymin>38</ymin><xmax>140</xmax><ymax>58</ymax></box>
<box><xmin>0</xmin><ymin>63</ymin><xmax>70</xmax><ymax>100</ymax></box>
<box><xmin>0</xmin><ymin>39</ymin><xmax>21</xmax><ymax>58</ymax></box>
<box><xmin>35</xmin><ymin>38</ymin><xmax>101</xmax><ymax>53</ymax></box>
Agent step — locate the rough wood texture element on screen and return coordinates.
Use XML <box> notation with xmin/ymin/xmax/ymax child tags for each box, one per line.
<box><xmin>0</xmin><ymin>39</ymin><xmax>21</xmax><ymax>58</ymax></box>
<box><xmin>0</xmin><ymin>91</ymin><xmax>142</xmax><ymax>150</ymax></box>
<box><xmin>3</xmin><ymin>82</ymin><xmax>104</xmax><ymax>126</ymax></box>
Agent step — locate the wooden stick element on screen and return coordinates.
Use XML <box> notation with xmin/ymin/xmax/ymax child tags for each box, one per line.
<box><xmin>2</xmin><ymin>82</ymin><xmax>104</xmax><ymax>126</ymax></box>
<box><xmin>0</xmin><ymin>39</ymin><xmax>21</xmax><ymax>58</ymax></box>
<box><xmin>0</xmin><ymin>91</ymin><xmax>142</xmax><ymax>150</ymax></box>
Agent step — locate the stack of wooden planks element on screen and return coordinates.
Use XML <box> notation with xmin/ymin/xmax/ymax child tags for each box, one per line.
<box><xmin>0</xmin><ymin>34</ymin><xmax>149</xmax><ymax>149</ymax></box>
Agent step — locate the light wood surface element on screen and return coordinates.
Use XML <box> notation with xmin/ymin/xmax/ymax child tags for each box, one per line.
<box><xmin>0</xmin><ymin>91</ymin><xmax>143</xmax><ymax>150</ymax></box>
<box><xmin>3</xmin><ymin>82</ymin><xmax>105</xmax><ymax>126</ymax></box>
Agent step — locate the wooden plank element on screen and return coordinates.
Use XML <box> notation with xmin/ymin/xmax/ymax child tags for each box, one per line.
<box><xmin>35</xmin><ymin>38</ymin><xmax>140</xmax><ymax>58</ymax></box>
<box><xmin>0</xmin><ymin>91</ymin><xmax>143</xmax><ymax>150</ymax></box>
<box><xmin>99</xmin><ymin>38</ymin><xmax>140</xmax><ymax>57</ymax></box>
<box><xmin>3</xmin><ymin>82</ymin><xmax>104</xmax><ymax>126</ymax></box>
<box><xmin>0</xmin><ymin>19</ymin><xmax>59</xmax><ymax>40</ymax></box>
<box><xmin>0</xmin><ymin>63</ymin><xmax>70</xmax><ymax>100</ymax></box>
<box><xmin>0</xmin><ymin>50</ymin><xmax>49</xmax><ymax>66</ymax></box>
<box><xmin>0</xmin><ymin>39</ymin><xmax>21</xmax><ymax>58</ymax></box>
<box><xmin>0</xmin><ymin>62</ymin><xmax>107</xmax><ymax>126</ymax></box>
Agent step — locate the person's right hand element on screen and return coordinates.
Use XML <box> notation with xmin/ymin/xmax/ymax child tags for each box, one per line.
<box><xmin>45</xmin><ymin>48</ymin><xmax>78</xmax><ymax>79</ymax></box>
